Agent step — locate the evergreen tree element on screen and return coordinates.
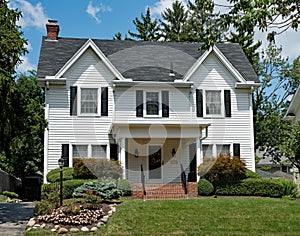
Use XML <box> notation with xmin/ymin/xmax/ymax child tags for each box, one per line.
<box><xmin>160</xmin><ymin>0</ymin><xmax>189</xmax><ymax>41</ymax></box>
<box><xmin>128</xmin><ymin>7</ymin><xmax>160</xmax><ymax>41</ymax></box>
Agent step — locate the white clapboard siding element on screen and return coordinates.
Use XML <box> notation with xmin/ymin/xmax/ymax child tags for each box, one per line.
<box><xmin>46</xmin><ymin>49</ymin><xmax>115</xmax><ymax>172</ymax></box>
<box><xmin>190</xmin><ymin>53</ymin><xmax>255</xmax><ymax>170</ymax></box>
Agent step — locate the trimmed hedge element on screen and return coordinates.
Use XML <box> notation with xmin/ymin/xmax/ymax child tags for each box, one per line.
<box><xmin>73</xmin><ymin>158</ymin><xmax>123</xmax><ymax>180</ymax></box>
<box><xmin>46</xmin><ymin>167</ymin><xmax>74</xmax><ymax>183</ymax></box>
<box><xmin>245</xmin><ymin>169</ymin><xmax>262</xmax><ymax>179</ymax></box>
<box><xmin>214</xmin><ymin>178</ymin><xmax>284</xmax><ymax>198</ymax></box>
<box><xmin>198</xmin><ymin>179</ymin><xmax>214</xmax><ymax>196</ymax></box>
<box><xmin>117</xmin><ymin>179</ymin><xmax>132</xmax><ymax>196</ymax></box>
<box><xmin>2</xmin><ymin>191</ymin><xmax>19</xmax><ymax>199</ymax></box>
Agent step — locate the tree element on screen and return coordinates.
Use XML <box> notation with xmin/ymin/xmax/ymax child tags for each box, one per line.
<box><xmin>128</xmin><ymin>7</ymin><xmax>160</xmax><ymax>41</ymax></box>
<box><xmin>0</xmin><ymin>0</ymin><xmax>27</xmax><ymax>170</ymax></box>
<box><xmin>160</xmin><ymin>0</ymin><xmax>189</xmax><ymax>41</ymax></box>
<box><xmin>218</xmin><ymin>0</ymin><xmax>300</xmax><ymax>43</ymax></box>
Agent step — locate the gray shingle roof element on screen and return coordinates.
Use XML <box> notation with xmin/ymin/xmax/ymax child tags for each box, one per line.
<box><xmin>37</xmin><ymin>37</ymin><xmax>258</xmax><ymax>82</ymax></box>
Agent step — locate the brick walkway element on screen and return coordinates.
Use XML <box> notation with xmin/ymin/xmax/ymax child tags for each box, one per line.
<box><xmin>0</xmin><ymin>202</ymin><xmax>35</xmax><ymax>236</ymax></box>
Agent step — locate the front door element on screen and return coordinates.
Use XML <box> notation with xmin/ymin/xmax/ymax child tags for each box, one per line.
<box><xmin>148</xmin><ymin>146</ymin><xmax>162</xmax><ymax>180</ymax></box>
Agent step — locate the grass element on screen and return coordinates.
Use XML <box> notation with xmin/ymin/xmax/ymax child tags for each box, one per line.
<box><xmin>25</xmin><ymin>198</ymin><xmax>300</xmax><ymax>236</ymax></box>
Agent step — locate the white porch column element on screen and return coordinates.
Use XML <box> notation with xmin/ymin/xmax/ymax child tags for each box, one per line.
<box><xmin>196</xmin><ymin>138</ymin><xmax>202</xmax><ymax>181</ymax></box>
<box><xmin>106</xmin><ymin>143</ymin><xmax>110</xmax><ymax>160</ymax></box>
<box><xmin>43</xmin><ymin>103</ymin><xmax>49</xmax><ymax>183</ymax></box>
<box><xmin>119</xmin><ymin>138</ymin><xmax>126</xmax><ymax>179</ymax></box>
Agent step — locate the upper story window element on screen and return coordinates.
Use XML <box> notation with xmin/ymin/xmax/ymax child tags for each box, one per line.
<box><xmin>70</xmin><ymin>86</ymin><xmax>108</xmax><ymax>117</ymax></box>
<box><xmin>206</xmin><ymin>90</ymin><xmax>221</xmax><ymax>115</ymax></box>
<box><xmin>81</xmin><ymin>88</ymin><xmax>98</xmax><ymax>114</ymax></box>
<box><xmin>196</xmin><ymin>89</ymin><xmax>231</xmax><ymax>118</ymax></box>
<box><xmin>136</xmin><ymin>90</ymin><xmax>169</xmax><ymax>118</ymax></box>
<box><xmin>146</xmin><ymin>92</ymin><xmax>160</xmax><ymax>116</ymax></box>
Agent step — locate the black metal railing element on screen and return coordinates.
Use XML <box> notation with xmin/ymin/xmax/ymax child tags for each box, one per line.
<box><xmin>141</xmin><ymin>165</ymin><xmax>146</xmax><ymax>196</ymax></box>
<box><xmin>180</xmin><ymin>164</ymin><xmax>187</xmax><ymax>194</ymax></box>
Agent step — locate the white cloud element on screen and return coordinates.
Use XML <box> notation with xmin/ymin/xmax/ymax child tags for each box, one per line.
<box><xmin>150</xmin><ymin>0</ymin><xmax>188</xmax><ymax>16</ymax></box>
<box><xmin>86</xmin><ymin>1</ymin><xmax>112</xmax><ymax>24</ymax></box>
<box><xmin>17</xmin><ymin>56</ymin><xmax>36</xmax><ymax>73</ymax></box>
<box><xmin>9</xmin><ymin>0</ymin><xmax>48</xmax><ymax>30</ymax></box>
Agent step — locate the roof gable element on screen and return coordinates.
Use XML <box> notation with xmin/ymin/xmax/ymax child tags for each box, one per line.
<box><xmin>37</xmin><ymin>38</ymin><xmax>259</xmax><ymax>83</ymax></box>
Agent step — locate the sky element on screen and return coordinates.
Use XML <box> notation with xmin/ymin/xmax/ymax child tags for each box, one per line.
<box><xmin>8</xmin><ymin>0</ymin><xmax>300</xmax><ymax>73</ymax></box>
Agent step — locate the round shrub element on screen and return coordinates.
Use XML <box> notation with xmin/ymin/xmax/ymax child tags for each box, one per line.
<box><xmin>198</xmin><ymin>179</ymin><xmax>214</xmax><ymax>196</ymax></box>
<box><xmin>46</xmin><ymin>167</ymin><xmax>74</xmax><ymax>183</ymax></box>
<box><xmin>245</xmin><ymin>169</ymin><xmax>262</xmax><ymax>179</ymax></box>
<box><xmin>2</xmin><ymin>191</ymin><xmax>18</xmax><ymax>199</ymax></box>
<box><xmin>203</xmin><ymin>154</ymin><xmax>247</xmax><ymax>183</ymax></box>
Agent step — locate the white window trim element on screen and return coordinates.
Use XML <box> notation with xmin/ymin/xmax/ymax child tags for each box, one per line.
<box><xmin>77</xmin><ymin>86</ymin><xmax>101</xmax><ymax>117</ymax></box>
<box><xmin>203</xmin><ymin>89</ymin><xmax>224</xmax><ymax>118</ymax></box>
<box><xmin>143</xmin><ymin>90</ymin><xmax>162</xmax><ymax>118</ymax></box>
<box><xmin>71</xmin><ymin>143</ymin><xmax>108</xmax><ymax>159</ymax></box>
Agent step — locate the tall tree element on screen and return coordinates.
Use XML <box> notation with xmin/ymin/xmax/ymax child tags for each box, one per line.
<box><xmin>128</xmin><ymin>7</ymin><xmax>160</xmax><ymax>41</ymax></box>
<box><xmin>0</xmin><ymin>0</ymin><xmax>27</xmax><ymax>168</ymax></box>
<box><xmin>160</xmin><ymin>0</ymin><xmax>189</xmax><ymax>41</ymax></box>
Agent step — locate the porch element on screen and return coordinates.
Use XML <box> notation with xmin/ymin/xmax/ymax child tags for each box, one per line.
<box><xmin>111</xmin><ymin>123</ymin><xmax>210</xmax><ymax>199</ymax></box>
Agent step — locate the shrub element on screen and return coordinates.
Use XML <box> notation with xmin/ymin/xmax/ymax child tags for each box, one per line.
<box><xmin>198</xmin><ymin>179</ymin><xmax>214</xmax><ymax>196</ymax></box>
<box><xmin>117</xmin><ymin>179</ymin><xmax>132</xmax><ymax>196</ymax></box>
<box><xmin>73</xmin><ymin>181</ymin><xmax>123</xmax><ymax>200</ymax></box>
<box><xmin>202</xmin><ymin>154</ymin><xmax>247</xmax><ymax>183</ymax></box>
<box><xmin>2</xmin><ymin>191</ymin><xmax>18</xmax><ymax>199</ymax></box>
<box><xmin>42</xmin><ymin>179</ymin><xmax>95</xmax><ymax>199</ymax></box>
<box><xmin>73</xmin><ymin>158</ymin><xmax>123</xmax><ymax>180</ymax></box>
<box><xmin>245</xmin><ymin>169</ymin><xmax>262</xmax><ymax>179</ymax></box>
<box><xmin>214</xmin><ymin>178</ymin><xmax>284</xmax><ymax>198</ymax></box>
<box><xmin>46</xmin><ymin>167</ymin><xmax>74</xmax><ymax>183</ymax></box>
<box><xmin>35</xmin><ymin>189</ymin><xmax>59</xmax><ymax>215</ymax></box>
<box><xmin>275</xmin><ymin>179</ymin><xmax>298</xmax><ymax>198</ymax></box>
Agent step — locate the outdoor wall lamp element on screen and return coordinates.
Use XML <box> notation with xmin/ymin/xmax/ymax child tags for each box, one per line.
<box><xmin>134</xmin><ymin>148</ymin><xmax>139</xmax><ymax>158</ymax></box>
<box><xmin>172</xmin><ymin>148</ymin><xmax>176</xmax><ymax>157</ymax></box>
<box><xmin>58</xmin><ymin>157</ymin><xmax>64</xmax><ymax>206</ymax></box>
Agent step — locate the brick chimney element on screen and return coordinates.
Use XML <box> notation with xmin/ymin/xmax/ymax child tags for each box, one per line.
<box><xmin>46</xmin><ymin>20</ymin><xmax>59</xmax><ymax>39</ymax></box>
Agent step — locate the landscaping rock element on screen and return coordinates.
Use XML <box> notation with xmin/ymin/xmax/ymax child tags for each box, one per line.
<box><xmin>70</xmin><ymin>228</ymin><xmax>80</xmax><ymax>233</ymax></box>
<box><xmin>81</xmin><ymin>226</ymin><xmax>89</xmax><ymax>232</ymax></box>
<box><xmin>40</xmin><ymin>223</ymin><xmax>46</xmax><ymax>229</ymax></box>
<box><xmin>58</xmin><ymin>227</ymin><xmax>68</xmax><ymax>234</ymax></box>
<box><xmin>90</xmin><ymin>226</ymin><xmax>98</xmax><ymax>232</ymax></box>
<box><xmin>51</xmin><ymin>228</ymin><xmax>56</xmax><ymax>232</ymax></box>
<box><xmin>27</xmin><ymin>218</ymin><xmax>35</xmax><ymax>227</ymax></box>
<box><xmin>101</xmin><ymin>215</ymin><xmax>109</xmax><ymax>223</ymax></box>
<box><xmin>33</xmin><ymin>224</ymin><xmax>40</xmax><ymax>229</ymax></box>
<box><xmin>97</xmin><ymin>222</ymin><xmax>104</xmax><ymax>228</ymax></box>
<box><xmin>111</xmin><ymin>206</ymin><xmax>116</xmax><ymax>213</ymax></box>
<box><xmin>54</xmin><ymin>225</ymin><xmax>60</xmax><ymax>230</ymax></box>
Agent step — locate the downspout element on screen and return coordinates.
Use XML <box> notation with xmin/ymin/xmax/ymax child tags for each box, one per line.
<box><xmin>196</xmin><ymin>126</ymin><xmax>209</xmax><ymax>181</ymax></box>
<box><xmin>43</xmin><ymin>82</ymin><xmax>50</xmax><ymax>183</ymax></box>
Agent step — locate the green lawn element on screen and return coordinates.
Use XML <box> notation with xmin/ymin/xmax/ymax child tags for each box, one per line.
<box><xmin>26</xmin><ymin>198</ymin><xmax>300</xmax><ymax>236</ymax></box>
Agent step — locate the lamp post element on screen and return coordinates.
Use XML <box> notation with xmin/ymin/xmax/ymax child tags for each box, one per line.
<box><xmin>58</xmin><ymin>157</ymin><xmax>64</xmax><ymax>206</ymax></box>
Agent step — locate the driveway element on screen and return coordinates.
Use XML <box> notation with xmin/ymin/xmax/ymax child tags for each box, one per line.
<box><xmin>0</xmin><ymin>202</ymin><xmax>35</xmax><ymax>236</ymax></box>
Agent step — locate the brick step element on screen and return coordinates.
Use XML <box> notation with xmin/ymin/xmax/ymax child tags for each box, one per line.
<box><xmin>144</xmin><ymin>194</ymin><xmax>189</xmax><ymax>200</ymax></box>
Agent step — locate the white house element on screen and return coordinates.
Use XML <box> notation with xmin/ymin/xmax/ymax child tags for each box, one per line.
<box><xmin>37</xmin><ymin>20</ymin><xmax>259</xmax><ymax>198</ymax></box>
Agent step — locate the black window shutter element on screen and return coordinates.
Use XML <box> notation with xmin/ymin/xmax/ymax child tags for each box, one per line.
<box><xmin>233</xmin><ymin>143</ymin><xmax>240</xmax><ymax>157</ymax></box>
<box><xmin>70</xmin><ymin>86</ymin><xmax>77</xmax><ymax>116</ymax></box>
<box><xmin>224</xmin><ymin>90</ymin><xmax>231</xmax><ymax>117</ymax></box>
<box><xmin>101</xmin><ymin>87</ymin><xmax>108</xmax><ymax>116</ymax></box>
<box><xmin>196</xmin><ymin>89</ymin><xmax>203</xmax><ymax>117</ymax></box>
<box><xmin>61</xmin><ymin>144</ymin><xmax>69</xmax><ymax>167</ymax></box>
<box><xmin>162</xmin><ymin>91</ymin><xmax>169</xmax><ymax>117</ymax></box>
<box><xmin>136</xmin><ymin>90</ymin><xmax>143</xmax><ymax>117</ymax></box>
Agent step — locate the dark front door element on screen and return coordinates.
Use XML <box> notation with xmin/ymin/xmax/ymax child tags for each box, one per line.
<box><xmin>148</xmin><ymin>146</ymin><xmax>162</xmax><ymax>179</ymax></box>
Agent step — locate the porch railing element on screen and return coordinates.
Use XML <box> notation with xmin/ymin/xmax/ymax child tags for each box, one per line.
<box><xmin>141</xmin><ymin>165</ymin><xmax>146</xmax><ymax>196</ymax></box>
<box><xmin>180</xmin><ymin>164</ymin><xmax>187</xmax><ymax>194</ymax></box>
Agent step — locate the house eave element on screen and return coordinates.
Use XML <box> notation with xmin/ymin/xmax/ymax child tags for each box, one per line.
<box><xmin>112</xmin><ymin>80</ymin><xmax>194</xmax><ymax>88</ymax></box>
<box><xmin>235</xmin><ymin>82</ymin><xmax>261</xmax><ymax>89</ymax></box>
<box><xmin>37</xmin><ymin>77</ymin><xmax>67</xmax><ymax>87</ymax></box>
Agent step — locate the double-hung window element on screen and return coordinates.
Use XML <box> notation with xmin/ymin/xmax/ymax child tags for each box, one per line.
<box><xmin>136</xmin><ymin>90</ymin><xmax>169</xmax><ymax>117</ymax></box>
<box><xmin>146</xmin><ymin>92</ymin><xmax>160</xmax><ymax>116</ymax></box>
<box><xmin>206</xmin><ymin>90</ymin><xmax>221</xmax><ymax>115</ymax></box>
<box><xmin>196</xmin><ymin>89</ymin><xmax>231</xmax><ymax>118</ymax></box>
<box><xmin>70</xmin><ymin>86</ymin><xmax>108</xmax><ymax>117</ymax></box>
<box><xmin>81</xmin><ymin>88</ymin><xmax>98</xmax><ymax>114</ymax></box>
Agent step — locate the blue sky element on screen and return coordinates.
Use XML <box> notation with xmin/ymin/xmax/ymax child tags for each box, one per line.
<box><xmin>8</xmin><ymin>0</ymin><xmax>300</xmax><ymax>73</ymax></box>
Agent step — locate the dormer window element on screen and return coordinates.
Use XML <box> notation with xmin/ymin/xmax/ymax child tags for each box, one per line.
<box><xmin>206</xmin><ymin>90</ymin><xmax>221</xmax><ymax>115</ymax></box>
<box><xmin>81</xmin><ymin>88</ymin><xmax>98</xmax><ymax>114</ymax></box>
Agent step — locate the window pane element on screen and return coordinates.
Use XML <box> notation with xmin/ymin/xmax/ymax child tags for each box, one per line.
<box><xmin>217</xmin><ymin>144</ymin><xmax>230</xmax><ymax>155</ymax></box>
<box><xmin>92</xmin><ymin>145</ymin><xmax>107</xmax><ymax>159</ymax></box>
<box><xmin>81</xmin><ymin>88</ymin><xmax>98</xmax><ymax>114</ymax></box>
<box><xmin>206</xmin><ymin>90</ymin><xmax>221</xmax><ymax>115</ymax></box>
<box><xmin>203</xmin><ymin>145</ymin><xmax>213</xmax><ymax>158</ymax></box>
<box><xmin>146</xmin><ymin>92</ymin><xmax>159</xmax><ymax>115</ymax></box>
<box><xmin>73</xmin><ymin>145</ymin><xmax>88</xmax><ymax>158</ymax></box>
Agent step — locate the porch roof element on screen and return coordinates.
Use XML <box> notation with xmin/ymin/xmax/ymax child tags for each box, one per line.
<box><xmin>110</xmin><ymin>122</ymin><xmax>210</xmax><ymax>140</ymax></box>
